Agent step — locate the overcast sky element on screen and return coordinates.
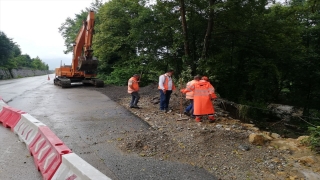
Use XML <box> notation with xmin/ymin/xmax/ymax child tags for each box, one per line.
<box><xmin>0</xmin><ymin>0</ymin><xmax>98</xmax><ymax>70</ymax></box>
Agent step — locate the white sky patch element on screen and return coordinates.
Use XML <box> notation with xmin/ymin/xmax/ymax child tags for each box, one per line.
<box><xmin>0</xmin><ymin>0</ymin><xmax>95</xmax><ymax>70</ymax></box>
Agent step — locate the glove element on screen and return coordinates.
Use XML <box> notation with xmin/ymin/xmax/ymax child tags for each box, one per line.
<box><xmin>211</xmin><ymin>93</ymin><xmax>217</xmax><ymax>99</ymax></box>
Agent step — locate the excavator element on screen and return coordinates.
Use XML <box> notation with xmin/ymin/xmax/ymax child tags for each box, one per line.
<box><xmin>54</xmin><ymin>10</ymin><xmax>104</xmax><ymax>88</ymax></box>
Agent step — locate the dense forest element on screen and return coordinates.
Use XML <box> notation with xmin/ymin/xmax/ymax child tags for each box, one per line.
<box><xmin>59</xmin><ymin>0</ymin><xmax>319</xmax><ymax>143</ymax></box>
<box><xmin>0</xmin><ymin>31</ymin><xmax>49</xmax><ymax>71</ymax></box>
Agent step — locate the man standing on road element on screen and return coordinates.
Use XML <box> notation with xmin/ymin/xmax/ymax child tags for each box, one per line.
<box><xmin>184</xmin><ymin>75</ymin><xmax>201</xmax><ymax>117</ymax></box>
<box><xmin>128</xmin><ymin>74</ymin><xmax>140</xmax><ymax>108</ymax></box>
<box><xmin>158</xmin><ymin>70</ymin><xmax>175</xmax><ymax>112</ymax></box>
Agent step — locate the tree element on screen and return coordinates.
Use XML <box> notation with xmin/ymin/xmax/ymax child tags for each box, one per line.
<box><xmin>58</xmin><ymin>11</ymin><xmax>89</xmax><ymax>54</ymax></box>
<box><xmin>0</xmin><ymin>31</ymin><xmax>14</xmax><ymax>67</ymax></box>
<box><xmin>201</xmin><ymin>0</ymin><xmax>215</xmax><ymax>59</ymax></box>
<box><xmin>286</xmin><ymin>0</ymin><xmax>320</xmax><ymax>116</ymax></box>
<box><xmin>179</xmin><ymin>0</ymin><xmax>191</xmax><ymax>59</ymax></box>
<box><xmin>58</xmin><ymin>0</ymin><xmax>104</xmax><ymax>54</ymax></box>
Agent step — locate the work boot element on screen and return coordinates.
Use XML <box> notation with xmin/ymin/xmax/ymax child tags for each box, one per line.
<box><xmin>195</xmin><ymin>116</ymin><xmax>202</xmax><ymax>122</ymax></box>
<box><xmin>183</xmin><ymin>111</ymin><xmax>190</xmax><ymax>116</ymax></box>
<box><xmin>133</xmin><ymin>105</ymin><xmax>140</xmax><ymax>109</ymax></box>
<box><xmin>208</xmin><ymin>115</ymin><xmax>215</xmax><ymax>123</ymax></box>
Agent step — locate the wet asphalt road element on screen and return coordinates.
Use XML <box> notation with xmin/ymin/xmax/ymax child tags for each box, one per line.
<box><xmin>0</xmin><ymin>75</ymin><xmax>216</xmax><ymax>180</ymax></box>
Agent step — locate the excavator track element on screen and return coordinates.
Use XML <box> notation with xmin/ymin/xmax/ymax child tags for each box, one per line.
<box><xmin>94</xmin><ymin>79</ymin><xmax>104</xmax><ymax>87</ymax></box>
<box><xmin>54</xmin><ymin>78</ymin><xmax>71</xmax><ymax>88</ymax></box>
<box><xmin>61</xmin><ymin>79</ymin><xmax>71</xmax><ymax>88</ymax></box>
<box><xmin>82</xmin><ymin>79</ymin><xmax>104</xmax><ymax>87</ymax></box>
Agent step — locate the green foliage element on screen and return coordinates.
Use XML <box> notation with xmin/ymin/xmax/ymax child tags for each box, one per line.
<box><xmin>0</xmin><ymin>31</ymin><xmax>15</xmax><ymax>67</ymax></box>
<box><xmin>306</xmin><ymin>126</ymin><xmax>320</xmax><ymax>153</ymax></box>
<box><xmin>236</xmin><ymin>102</ymin><xmax>270</xmax><ymax>126</ymax></box>
<box><xmin>58</xmin><ymin>11</ymin><xmax>89</xmax><ymax>54</ymax></box>
<box><xmin>31</xmin><ymin>56</ymin><xmax>48</xmax><ymax>70</ymax></box>
<box><xmin>58</xmin><ymin>0</ymin><xmax>320</xmax><ymax>125</ymax></box>
<box><xmin>179</xmin><ymin>66</ymin><xmax>193</xmax><ymax>86</ymax></box>
<box><xmin>237</xmin><ymin>104</ymin><xmax>250</xmax><ymax>123</ymax></box>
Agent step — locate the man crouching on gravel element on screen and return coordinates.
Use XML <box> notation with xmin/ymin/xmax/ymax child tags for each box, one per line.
<box><xmin>128</xmin><ymin>74</ymin><xmax>140</xmax><ymax>108</ymax></box>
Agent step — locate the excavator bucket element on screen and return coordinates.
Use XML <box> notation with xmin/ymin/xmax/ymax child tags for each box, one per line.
<box><xmin>77</xmin><ymin>56</ymin><xmax>98</xmax><ymax>71</ymax></box>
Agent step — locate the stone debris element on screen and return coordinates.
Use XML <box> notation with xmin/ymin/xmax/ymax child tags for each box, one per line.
<box><xmin>90</xmin><ymin>84</ymin><xmax>320</xmax><ymax>180</ymax></box>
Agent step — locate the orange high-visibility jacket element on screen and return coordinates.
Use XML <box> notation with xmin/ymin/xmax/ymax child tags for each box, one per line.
<box><xmin>182</xmin><ymin>81</ymin><xmax>216</xmax><ymax>115</ymax></box>
<box><xmin>158</xmin><ymin>74</ymin><xmax>176</xmax><ymax>91</ymax></box>
<box><xmin>128</xmin><ymin>77</ymin><xmax>139</xmax><ymax>93</ymax></box>
<box><xmin>185</xmin><ymin>80</ymin><xmax>198</xmax><ymax>99</ymax></box>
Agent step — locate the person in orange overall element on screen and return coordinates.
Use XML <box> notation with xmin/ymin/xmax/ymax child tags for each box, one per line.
<box><xmin>128</xmin><ymin>74</ymin><xmax>140</xmax><ymax>108</ymax></box>
<box><xmin>181</xmin><ymin>76</ymin><xmax>217</xmax><ymax>122</ymax></box>
<box><xmin>184</xmin><ymin>75</ymin><xmax>201</xmax><ymax>117</ymax></box>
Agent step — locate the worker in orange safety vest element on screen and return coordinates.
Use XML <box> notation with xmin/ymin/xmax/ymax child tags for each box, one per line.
<box><xmin>158</xmin><ymin>70</ymin><xmax>176</xmax><ymax>112</ymax></box>
<box><xmin>128</xmin><ymin>74</ymin><xmax>140</xmax><ymax>108</ymax></box>
<box><xmin>181</xmin><ymin>76</ymin><xmax>217</xmax><ymax>122</ymax></box>
<box><xmin>184</xmin><ymin>75</ymin><xmax>202</xmax><ymax>117</ymax></box>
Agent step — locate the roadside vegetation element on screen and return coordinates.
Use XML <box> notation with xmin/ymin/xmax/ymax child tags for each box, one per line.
<box><xmin>62</xmin><ymin>0</ymin><xmax>320</xmax><ymax>153</ymax></box>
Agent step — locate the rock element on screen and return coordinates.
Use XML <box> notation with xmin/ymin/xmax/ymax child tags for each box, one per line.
<box><xmin>242</xmin><ymin>123</ymin><xmax>259</xmax><ymax>131</ymax></box>
<box><xmin>296</xmin><ymin>156</ymin><xmax>317</xmax><ymax>166</ymax></box>
<box><xmin>297</xmin><ymin>135</ymin><xmax>309</xmax><ymax>143</ymax></box>
<box><xmin>270</xmin><ymin>139</ymin><xmax>300</xmax><ymax>151</ymax></box>
<box><xmin>216</xmin><ymin>124</ymin><xmax>223</xmax><ymax>129</ymax></box>
<box><xmin>238</xmin><ymin>144</ymin><xmax>250</xmax><ymax>151</ymax></box>
<box><xmin>268</xmin><ymin>104</ymin><xmax>295</xmax><ymax>121</ymax></box>
<box><xmin>271</xmin><ymin>157</ymin><xmax>281</xmax><ymax>164</ymax></box>
<box><xmin>261</xmin><ymin>131</ymin><xmax>273</xmax><ymax>140</ymax></box>
<box><xmin>152</xmin><ymin>99</ymin><xmax>160</xmax><ymax>104</ymax></box>
<box><xmin>251</xmin><ymin>127</ymin><xmax>260</xmax><ymax>131</ymax></box>
<box><xmin>276</xmin><ymin>171</ymin><xmax>286</xmax><ymax>176</ymax></box>
<box><xmin>249</xmin><ymin>133</ymin><xmax>266</xmax><ymax>146</ymax></box>
<box><xmin>271</xmin><ymin>133</ymin><xmax>281</xmax><ymax>139</ymax></box>
<box><xmin>262</xmin><ymin>131</ymin><xmax>271</xmax><ymax>136</ymax></box>
<box><xmin>145</xmin><ymin>117</ymin><xmax>150</xmax><ymax>121</ymax></box>
<box><xmin>243</xmin><ymin>123</ymin><xmax>255</xmax><ymax>128</ymax></box>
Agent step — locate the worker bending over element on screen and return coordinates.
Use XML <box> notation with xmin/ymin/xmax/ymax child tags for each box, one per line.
<box><xmin>181</xmin><ymin>76</ymin><xmax>217</xmax><ymax>122</ymax></box>
<box><xmin>128</xmin><ymin>74</ymin><xmax>140</xmax><ymax>108</ymax></box>
<box><xmin>184</xmin><ymin>75</ymin><xmax>201</xmax><ymax>117</ymax></box>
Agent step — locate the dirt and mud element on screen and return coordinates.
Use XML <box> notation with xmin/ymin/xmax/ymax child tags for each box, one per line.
<box><xmin>85</xmin><ymin>84</ymin><xmax>320</xmax><ymax>180</ymax></box>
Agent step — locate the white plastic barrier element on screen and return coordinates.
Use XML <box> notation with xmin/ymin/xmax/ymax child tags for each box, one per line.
<box><xmin>13</xmin><ymin>113</ymin><xmax>46</xmax><ymax>146</ymax></box>
<box><xmin>52</xmin><ymin>153</ymin><xmax>112</xmax><ymax>180</ymax></box>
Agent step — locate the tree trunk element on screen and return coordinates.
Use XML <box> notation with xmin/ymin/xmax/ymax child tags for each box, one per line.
<box><xmin>201</xmin><ymin>0</ymin><xmax>215</xmax><ymax>59</ymax></box>
<box><xmin>179</xmin><ymin>0</ymin><xmax>190</xmax><ymax>58</ymax></box>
